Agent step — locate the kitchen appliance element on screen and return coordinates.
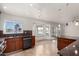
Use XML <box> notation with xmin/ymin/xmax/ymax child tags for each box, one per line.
<box><xmin>23</xmin><ymin>30</ymin><xmax>32</xmax><ymax>50</ymax></box>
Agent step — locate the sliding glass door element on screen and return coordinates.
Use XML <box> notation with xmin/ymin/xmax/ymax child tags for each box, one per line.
<box><xmin>33</xmin><ymin>24</ymin><xmax>50</xmax><ymax>37</ymax></box>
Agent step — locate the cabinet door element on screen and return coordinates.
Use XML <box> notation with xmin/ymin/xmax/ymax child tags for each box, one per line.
<box><xmin>15</xmin><ymin>37</ymin><xmax>23</xmax><ymax>50</ymax></box>
<box><xmin>4</xmin><ymin>38</ymin><xmax>15</xmax><ymax>53</ymax></box>
<box><xmin>57</xmin><ymin>38</ymin><xmax>63</xmax><ymax>50</ymax></box>
<box><xmin>32</xmin><ymin>36</ymin><xmax>35</xmax><ymax>47</ymax></box>
<box><xmin>15</xmin><ymin>38</ymin><xmax>20</xmax><ymax>50</ymax></box>
<box><xmin>19</xmin><ymin>37</ymin><xmax>23</xmax><ymax>49</ymax></box>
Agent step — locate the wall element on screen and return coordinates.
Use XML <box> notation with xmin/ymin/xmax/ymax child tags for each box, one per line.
<box><xmin>0</xmin><ymin>13</ymin><xmax>64</xmax><ymax>40</ymax></box>
<box><xmin>0</xmin><ymin>13</ymin><xmax>51</xmax><ymax>30</ymax></box>
<box><xmin>64</xmin><ymin>22</ymin><xmax>79</xmax><ymax>36</ymax></box>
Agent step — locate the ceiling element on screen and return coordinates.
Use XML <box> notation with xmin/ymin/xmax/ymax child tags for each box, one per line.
<box><xmin>0</xmin><ymin>3</ymin><xmax>79</xmax><ymax>24</ymax></box>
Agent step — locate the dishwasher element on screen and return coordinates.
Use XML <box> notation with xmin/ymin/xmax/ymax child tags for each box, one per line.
<box><xmin>23</xmin><ymin>30</ymin><xmax>32</xmax><ymax>50</ymax></box>
<box><xmin>23</xmin><ymin>37</ymin><xmax>32</xmax><ymax>50</ymax></box>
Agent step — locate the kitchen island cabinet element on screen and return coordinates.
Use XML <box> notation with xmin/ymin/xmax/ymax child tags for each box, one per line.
<box><xmin>32</xmin><ymin>36</ymin><xmax>35</xmax><ymax>48</ymax></box>
<box><xmin>58</xmin><ymin>37</ymin><xmax>79</xmax><ymax>56</ymax></box>
<box><xmin>15</xmin><ymin>37</ymin><xmax>23</xmax><ymax>50</ymax></box>
<box><xmin>57</xmin><ymin>36</ymin><xmax>76</xmax><ymax>50</ymax></box>
<box><xmin>4</xmin><ymin>36</ymin><xmax>35</xmax><ymax>53</ymax></box>
<box><xmin>4</xmin><ymin>37</ymin><xmax>23</xmax><ymax>53</ymax></box>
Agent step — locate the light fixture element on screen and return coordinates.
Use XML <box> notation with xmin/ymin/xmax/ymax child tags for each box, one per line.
<box><xmin>3</xmin><ymin>6</ymin><xmax>7</xmax><ymax>9</ymax></box>
<box><xmin>71</xmin><ymin>16</ymin><xmax>79</xmax><ymax>26</ymax></box>
<box><xmin>75</xmin><ymin>21</ymin><xmax>79</xmax><ymax>26</ymax></box>
<box><xmin>29</xmin><ymin>4</ymin><xmax>33</xmax><ymax>7</ymax></box>
<box><xmin>58</xmin><ymin>24</ymin><xmax>61</xmax><ymax>27</ymax></box>
<box><xmin>66</xmin><ymin>16</ymin><xmax>79</xmax><ymax>26</ymax></box>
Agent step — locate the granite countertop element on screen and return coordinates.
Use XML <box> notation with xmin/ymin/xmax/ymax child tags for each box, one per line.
<box><xmin>59</xmin><ymin>39</ymin><xmax>79</xmax><ymax>56</ymax></box>
<box><xmin>58</xmin><ymin>36</ymin><xmax>79</xmax><ymax>40</ymax></box>
<box><xmin>5</xmin><ymin>36</ymin><xmax>23</xmax><ymax>39</ymax></box>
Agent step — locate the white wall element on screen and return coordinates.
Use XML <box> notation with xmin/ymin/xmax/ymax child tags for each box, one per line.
<box><xmin>0</xmin><ymin>13</ymin><xmax>51</xmax><ymax>30</ymax></box>
<box><xmin>64</xmin><ymin>22</ymin><xmax>79</xmax><ymax>36</ymax></box>
<box><xmin>0</xmin><ymin>13</ymin><xmax>64</xmax><ymax>40</ymax></box>
<box><xmin>0</xmin><ymin>13</ymin><xmax>54</xmax><ymax>40</ymax></box>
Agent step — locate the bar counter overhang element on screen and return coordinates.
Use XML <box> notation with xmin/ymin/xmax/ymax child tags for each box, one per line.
<box><xmin>57</xmin><ymin>36</ymin><xmax>79</xmax><ymax>56</ymax></box>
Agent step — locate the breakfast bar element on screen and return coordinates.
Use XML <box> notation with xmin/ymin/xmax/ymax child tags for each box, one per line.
<box><xmin>57</xmin><ymin>36</ymin><xmax>79</xmax><ymax>56</ymax></box>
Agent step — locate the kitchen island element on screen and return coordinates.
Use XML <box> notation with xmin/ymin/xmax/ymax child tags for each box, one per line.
<box><xmin>57</xmin><ymin>36</ymin><xmax>79</xmax><ymax>56</ymax></box>
<box><xmin>4</xmin><ymin>36</ymin><xmax>23</xmax><ymax>53</ymax></box>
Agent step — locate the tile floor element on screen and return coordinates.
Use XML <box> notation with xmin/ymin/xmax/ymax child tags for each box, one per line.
<box><xmin>7</xmin><ymin>39</ymin><xmax>59</xmax><ymax>56</ymax></box>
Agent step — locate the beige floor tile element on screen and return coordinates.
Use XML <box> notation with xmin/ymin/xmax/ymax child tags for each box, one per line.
<box><xmin>7</xmin><ymin>39</ymin><xmax>59</xmax><ymax>56</ymax></box>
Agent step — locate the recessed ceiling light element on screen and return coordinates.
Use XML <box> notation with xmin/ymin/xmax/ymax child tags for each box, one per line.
<box><xmin>3</xmin><ymin>6</ymin><xmax>7</xmax><ymax>9</ymax></box>
<box><xmin>58</xmin><ymin>24</ymin><xmax>61</xmax><ymax>27</ymax></box>
<box><xmin>29</xmin><ymin>4</ymin><xmax>33</xmax><ymax>6</ymax></box>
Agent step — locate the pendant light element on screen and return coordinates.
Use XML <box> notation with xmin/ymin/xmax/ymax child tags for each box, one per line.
<box><xmin>73</xmin><ymin>16</ymin><xmax>79</xmax><ymax>26</ymax></box>
<box><xmin>75</xmin><ymin>21</ymin><xmax>79</xmax><ymax>26</ymax></box>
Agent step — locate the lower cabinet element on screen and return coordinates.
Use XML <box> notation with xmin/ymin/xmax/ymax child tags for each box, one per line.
<box><xmin>57</xmin><ymin>37</ymin><xmax>76</xmax><ymax>50</ymax></box>
<box><xmin>32</xmin><ymin>36</ymin><xmax>35</xmax><ymax>48</ymax></box>
<box><xmin>4</xmin><ymin>38</ymin><xmax>15</xmax><ymax>53</ymax></box>
<box><xmin>4</xmin><ymin>37</ymin><xmax>23</xmax><ymax>53</ymax></box>
<box><xmin>4</xmin><ymin>36</ymin><xmax>35</xmax><ymax>53</ymax></box>
<box><xmin>15</xmin><ymin>37</ymin><xmax>23</xmax><ymax>50</ymax></box>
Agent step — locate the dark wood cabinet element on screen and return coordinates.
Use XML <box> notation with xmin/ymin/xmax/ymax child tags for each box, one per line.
<box><xmin>57</xmin><ymin>37</ymin><xmax>76</xmax><ymax>50</ymax></box>
<box><xmin>15</xmin><ymin>38</ymin><xmax>20</xmax><ymax>50</ymax></box>
<box><xmin>19</xmin><ymin>37</ymin><xmax>23</xmax><ymax>49</ymax></box>
<box><xmin>4</xmin><ymin>38</ymin><xmax>15</xmax><ymax>53</ymax></box>
<box><xmin>4</xmin><ymin>36</ymin><xmax>35</xmax><ymax>53</ymax></box>
<box><xmin>15</xmin><ymin>37</ymin><xmax>23</xmax><ymax>50</ymax></box>
<box><xmin>32</xmin><ymin>36</ymin><xmax>35</xmax><ymax>48</ymax></box>
<box><xmin>0</xmin><ymin>30</ymin><xmax>3</xmax><ymax>37</ymax></box>
<box><xmin>0</xmin><ymin>30</ymin><xmax>35</xmax><ymax>53</ymax></box>
<box><xmin>4</xmin><ymin>37</ymin><xmax>23</xmax><ymax>53</ymax></box>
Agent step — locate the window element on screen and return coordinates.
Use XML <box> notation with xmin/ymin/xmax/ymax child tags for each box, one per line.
<box><xmin>33</xmin><ymin>24</ymin><xmax>50</xmax><ymax>37</ymax></box>
<box><xmin>53</xmin><ymin>24</ymin><xmax>61</xmax><ymax>37</ymax></box>
<box><xmin>37</xmin><ymin>26</ymin><xmax>44</xmax><ymax>36</ymax></box>
<box><xmin>44</xmin><ymin>25</ymin><xmax>50</xmax><ymax>36</ymax></box>
<box><xmin>4</xmin><ymin>21</ymin><xmax>23</xmax><ymax>34</ymax></box>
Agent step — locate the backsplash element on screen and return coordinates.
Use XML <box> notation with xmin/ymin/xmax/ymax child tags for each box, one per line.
<box><xmin>0</xmin><ymin>30</ymin><xmax>33</xmax><ymax>38</ymax></box>
<box><xmin>0</xmin><ymin>30</ymin><xmax>3</xmax><ymax>38</ymax></box>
